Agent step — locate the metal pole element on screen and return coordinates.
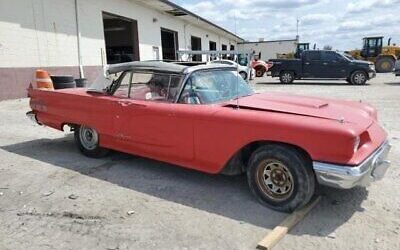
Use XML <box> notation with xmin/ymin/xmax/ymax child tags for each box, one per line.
<box><xmin>75</xmin><ymin>0</ymin><xmax>84</xmax><ymax>78</ymax></box>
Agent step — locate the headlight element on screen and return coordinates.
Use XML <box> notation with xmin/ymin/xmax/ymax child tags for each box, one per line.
<box><xmin>369</xmin><ymin>64</ymin><xmax>375</xmax><ymax>71</ymax></box>
<box><xmin>354</xmin><ymin>136</ymin><xmax>361</xmax><ymax>152</ymax></box>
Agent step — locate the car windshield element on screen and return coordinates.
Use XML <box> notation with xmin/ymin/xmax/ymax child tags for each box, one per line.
<box><xmin>88</xmin><ymin>72</ymin><xmax>120</xmax><ymax>93</ymax></box>
<box><xmin>339</xmin><ymin>52</ymin><xmax>353</xmax><ymax>61</ymax></box>
<box><xmin>179</xmin><ymin>69</ymin><xmax>254</xmax><ymax>104</ymax></box>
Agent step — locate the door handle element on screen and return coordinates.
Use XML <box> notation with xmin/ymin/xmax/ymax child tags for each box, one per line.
<box><xmin>305</xmin><ymin>62</ymin><xmax>310</xmax><ymax>65</ymax></box>
<box><xmin>323</xmin><ymin>62</ymin><xmax>328</xmax><ymax>65</ymax></box>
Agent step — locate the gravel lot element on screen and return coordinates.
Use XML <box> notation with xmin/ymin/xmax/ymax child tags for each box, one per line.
<box><xmin>1</xmin><ymin>73</ymin><xmax>399</xmax><ymax>250</ymax></box>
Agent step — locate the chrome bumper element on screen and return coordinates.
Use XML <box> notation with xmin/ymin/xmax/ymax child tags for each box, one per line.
<box><xmin>369</xmin><ymin>72</ymin><xmax>376</xmax><ymax>79</ymax></box>
<box><xmin>313</xmin><ymin>141</ymin><xmax>391</xmax><ymax>189</ymax></box>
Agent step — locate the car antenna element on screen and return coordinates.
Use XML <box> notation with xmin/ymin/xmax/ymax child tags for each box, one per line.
<box><xmin>234</xmin><ymin>11</ymin><xmax>239</xmax><ymax>110</ymax></box>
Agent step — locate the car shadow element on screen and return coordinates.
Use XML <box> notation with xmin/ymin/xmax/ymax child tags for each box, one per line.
<box><xmin>0</xmin><ymin>134</ymin><xmax>369</xmax><ymax>237</ymax></box>
<box><xmin>256</xmin><ymin>81</ymin><xmax>370</xmax><ymax>86</ymax></box>
<box><xmin>384</xmin><ymin>82</ymin><xmax>400</xmax><ymax>86</ymax></box>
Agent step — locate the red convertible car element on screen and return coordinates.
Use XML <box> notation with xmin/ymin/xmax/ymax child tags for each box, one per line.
<box><xmin>27</xmin><ymin>61</ymin><xmax>391</xmax><ymax>212</ymax></box>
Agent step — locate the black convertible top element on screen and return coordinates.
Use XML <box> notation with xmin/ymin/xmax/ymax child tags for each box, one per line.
<box><xmin>106</xmin><ymin>61</ymin><xmax>188</xmax><ymax>75</ymax></box>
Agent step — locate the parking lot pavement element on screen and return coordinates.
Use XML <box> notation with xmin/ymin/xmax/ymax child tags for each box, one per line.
<box><xmin>1</xmin><ymin>73</ymin><xmax>399</xmax><ymax>250</ymax></box>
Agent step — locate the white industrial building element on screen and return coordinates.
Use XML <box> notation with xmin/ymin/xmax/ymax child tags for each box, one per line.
<box><xmin>237</xmin><ymin>39</ymin><xmax>298</xmax><ymax>61</ymax></box>
<box><xmin>0</xmin><ymin>0</ymin><xmax>243</xmax><ymax>100</ymax></box>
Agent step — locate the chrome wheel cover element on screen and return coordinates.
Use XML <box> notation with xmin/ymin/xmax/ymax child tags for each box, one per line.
<box><xmin>282</xmin><ymin>73</ymin><xmax>292</xmax><ymax>83</ymax></box>
<box><xmin>354</xmin><ymin>73</ymin><xmax>366</xmax><ymax>84</ymax></box>
<box><xmin>256</xmin><ymin>159</ymin><xmax>294</xmax><ymax>201</ymax></box>
<box><xmin>79</xmin><ymin>126</ymin><xmax>98</xmax><ymax>150</ymax></box>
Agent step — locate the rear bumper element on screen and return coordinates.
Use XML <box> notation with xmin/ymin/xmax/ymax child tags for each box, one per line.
<box><xmin>313</xmin><ymin>140</ymin><xmax>391</xmax><ymax>189</ymax></box>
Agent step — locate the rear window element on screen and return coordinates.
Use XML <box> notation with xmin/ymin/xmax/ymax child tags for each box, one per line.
<box><xmin>305</xmin><ymin>51</ymin><xmax>321</xmax><ymax>61</ymax></box>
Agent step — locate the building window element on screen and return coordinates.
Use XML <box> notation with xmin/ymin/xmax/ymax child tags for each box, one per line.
<box><xmin>161</xmin><ymin>28</ymin><xmax>179</xmax><ymax>61</ymax></box>
<box><xmin>209</xmin><ymin>41</ymin><xmax>216</xmax><ymax>50</ymax></box>
<box><xmin>191</xmin><ymin>36</ymin><xmax>202</xmax><ymax>61</ymax></box>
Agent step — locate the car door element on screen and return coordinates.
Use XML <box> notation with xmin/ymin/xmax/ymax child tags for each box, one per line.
<box><xmin>302</xmin><ymin>51</ymin><xmax>324</xmax><ymax>78</ymax></box>
<box><xmin>320</xmin><ymin>51</ymin><xmax>348</xmax><ymax>78</ymax></box>
<box><xmin>113</xmin><ymin>71</ymin><xmax>194</xmax><ymax>163</ymax></box>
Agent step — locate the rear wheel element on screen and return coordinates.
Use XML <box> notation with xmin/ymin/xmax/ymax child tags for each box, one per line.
<box><xmin>350</xmin><ymin>71</ymin><xmax>367</xmax><ymax>85</ymax></box>
<box><xmin>255</xmin><ymin>67</ymin><xmax>266</xmax><ymax>77</ymax></box>
<box><xmin>247</xmin><ymin>144</ymin><xmax>315</xmax><ymax>212</ymax></box>
<box><xmin>375</xmin><ymin>57</ymin><xmax>395</xmax><ymax>73</ymax></box>
<box><xmin>279</xmin><ymin>71</ymin><xmax>295</xmax><ymax>84</ymax></box>
<box><xmin>74</xmin><ymin>125</ymin><xmax>109</xmax><ymax>158</ymax></box>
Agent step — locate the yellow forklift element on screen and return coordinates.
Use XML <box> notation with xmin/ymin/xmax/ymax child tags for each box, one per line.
<box><xmin>277</xmin><ymin>42</ymin><xmax>310</xmax><ymax>59</ymax></box>
<box><xmin>350</xmin><ymin>36</ymin><xmax>400</xmax><ymax>73</ymax></box>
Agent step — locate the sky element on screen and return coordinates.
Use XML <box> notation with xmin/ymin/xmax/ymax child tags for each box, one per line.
<box><xmin>170</xmin><ymin>0</ymin><xmax>400</xmax><ymax>51</ymax></box>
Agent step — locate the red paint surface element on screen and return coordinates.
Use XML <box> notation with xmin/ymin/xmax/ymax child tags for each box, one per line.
<box><xmin>28</xmin><ymin>88</ymin><xmax>387</xmax><ymax>174</ymax></box>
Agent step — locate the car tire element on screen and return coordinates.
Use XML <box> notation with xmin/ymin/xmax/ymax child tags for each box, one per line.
<box><xmin>247</xmin><ymin>144</ymin><xmax>315</xmax><ymax>213</ymax></box>
<box><xmin>375</xmin><ymin>57</ymin><xmax>395</xmax><ymax>73</ymax></box>
<box><xmin>279</xmin><ymin>71</ymin><xmax>295</xmax><ymax>84</ymax></box>
<box><xmin>239</xmin><ymin>71</ymin><xmax>248</xmax><ymax>80</ymax></box>
<box><xmin>255</xmin><ymin>67</ymin><xmax>266</xmax><ymax>77</ymax></box>
<box><xmin>74</xmin><ymin>125</ymin><xmax>109</xmax><ymax>158</ymax></box>
<box><xmin>350</xmin><ymin>71</ymin><xmax>367</xmax><ymax>85</ymax></box>
<box><xmin>54</xmin><ymin>82</ymin><xmax>76</xmax><ymax>89</ymax></box>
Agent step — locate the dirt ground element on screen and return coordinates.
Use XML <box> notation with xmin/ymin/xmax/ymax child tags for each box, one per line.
<box><xmin>1</xmin><ymin>73</ymin><xmax>399</xmax><ymax>250</ymax></box>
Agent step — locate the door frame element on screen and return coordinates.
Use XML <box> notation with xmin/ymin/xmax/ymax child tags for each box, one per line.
<box><xmin>102</xmin><ymin>11</ymin><xmax>140</xmax><ymax>62</ymax></box>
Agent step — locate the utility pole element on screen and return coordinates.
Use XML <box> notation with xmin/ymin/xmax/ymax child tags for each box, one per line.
<box><xmin>296</xmin><ymin>18</ymin><xmax>300</xmax><ymax>41</ymax></box>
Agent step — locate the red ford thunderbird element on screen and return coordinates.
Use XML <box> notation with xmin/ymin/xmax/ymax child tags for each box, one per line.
<box><xmin>27</xmin><ymin>61</ymin><xmax>391</xmax><ymax>212</ymax></box>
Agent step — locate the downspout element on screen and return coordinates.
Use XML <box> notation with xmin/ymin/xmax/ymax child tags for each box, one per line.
<box><xmin>74</xmin><ymin>0</ymin><xmax>84</xmax><ymax>78</ymax></box>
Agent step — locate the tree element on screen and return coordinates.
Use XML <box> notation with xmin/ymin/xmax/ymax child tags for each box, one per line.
<box><xmin>323</xmin><ymin>45</ymin><xmax>333</xmax><ymax>50</ymax></box>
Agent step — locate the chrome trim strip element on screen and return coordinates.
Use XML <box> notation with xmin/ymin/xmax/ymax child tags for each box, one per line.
<box><xmin>313</xmin><ymin>140</ymin><xmax>391</xmax><ymax>189</ymax></box>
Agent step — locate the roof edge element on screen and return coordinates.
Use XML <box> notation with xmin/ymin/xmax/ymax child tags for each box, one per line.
<box><xmin>238</xmin><ymin>39</ymin><xmax>298</xmax><ymax>44</ymax></box>
<box><xmin>159</xmin><ymin>0</ymin><xmax>244</xmax><ymax>42</ymax></box>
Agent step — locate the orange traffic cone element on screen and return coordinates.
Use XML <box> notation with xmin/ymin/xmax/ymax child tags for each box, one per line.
<box><xmin>36</xmin><ymin>70</ymin><xmax>54</xmax><ymax>90</ymax></box>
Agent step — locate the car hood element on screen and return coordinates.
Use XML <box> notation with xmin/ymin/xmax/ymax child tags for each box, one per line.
<box><xmin>350</xmin><ymin>59</ymin><xmax>372</xmax><ymax>65</ymax></box>
<box><xmin>226</xmin><ymin>92</ymin><xmax>373</xmax><ymax>129</ymax></box>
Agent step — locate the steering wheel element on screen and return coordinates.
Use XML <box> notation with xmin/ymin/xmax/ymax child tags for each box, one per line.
<box><xmin>180</xmin><ymin>91</ymin><xmax>202</xmax><ymax>104</ymax></box>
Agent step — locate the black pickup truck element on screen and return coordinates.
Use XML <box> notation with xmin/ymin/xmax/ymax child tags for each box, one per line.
<box><xmin>270</xmin><ymin>50</ymin><xmax>376</xmax><ymax>85</ymax></box>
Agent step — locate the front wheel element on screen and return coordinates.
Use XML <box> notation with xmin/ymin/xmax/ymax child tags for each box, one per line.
<box><xmin>247</xmin><ymin>144</ymin><xmax>315</xmax><ymax>212</ymax></box>
<box><xmin>350</xmin><ymin>71</ymin><xmax>367</xmax><ymax>85</ymax></box>
<box><xmin>74</xmin><ymin>125</ymin><xmax>109</xmax><ymax>158</ymax></box>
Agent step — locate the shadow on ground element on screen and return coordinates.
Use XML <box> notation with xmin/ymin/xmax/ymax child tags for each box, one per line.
<box><xmin>255</xmin><ymin>81</ymin><xmax>370</xmax><ymax>86</ymax></box>
<box><xmin>384</xmin><ymin>81</ymin><xmax>400</xmax><ymax>86</ymax></box>
<box><xmin>1</xmin><ymin>134</ymin><xmax>369</xmax><ymax>236</ymax></box>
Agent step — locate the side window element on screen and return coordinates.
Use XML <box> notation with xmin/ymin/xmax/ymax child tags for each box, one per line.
<box><xmin>321</xmin><ymin>51</ymin><xmax>339</xmax><ymax>62</ymax></box>
<box><xmin>305</xmin><ymin>51</ymin><xmax>321</xmax><ymax>61</ymax></box>
<box><xmin>113</xmin><ymin>72</ymin><xmax>132</xmax><ymax>98</ymax></box>
<box><xmin>128</xmin><ymin>72</ymin><xmax>182</xmax><ymax>103</ymax></box>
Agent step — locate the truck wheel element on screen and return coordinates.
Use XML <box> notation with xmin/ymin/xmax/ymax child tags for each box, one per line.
<box><xmin>255</xmin><ymin>67</ymin><xmax>266</xmax><ymax>77</ymax></box>
<box><xmin>350</xmin><ymin>71</ymin><xmax>367</xmax><ymax>85</ymax></box>
<box><xmin>239</xmin><ymin>71</ymin><xmax>248</xmax><ymax>80</ymax></box>
<box><xmin>74</xmin><ymin>125</ymin><xmax>109</xmax><ymax>158</ymax></box>
<box><xmin>279</xmin><ymin>71</ymin><xmax>294</xmax><ymax>84</ymax></box>
<box><xmin>375</xmin><ymin>57</ymin><xmax>395</xmax><ymax>73</ymax></box>
<box><xmin>247</xmin><ymin>144</ymin><xmax>315</xmax><ymax>212</ymax></box>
